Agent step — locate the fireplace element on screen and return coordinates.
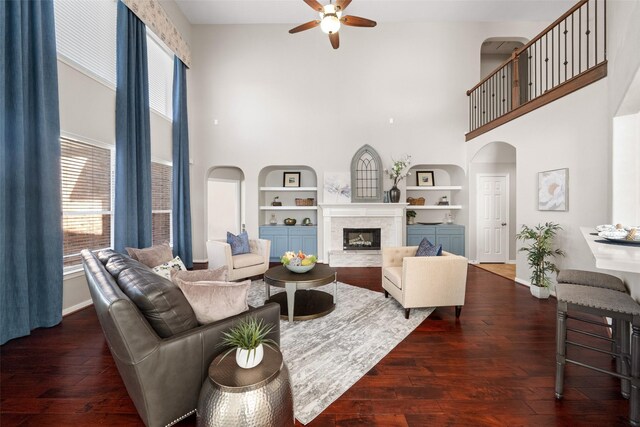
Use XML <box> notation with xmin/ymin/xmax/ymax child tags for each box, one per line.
<box><xmin>343</xmin><ymin>228</ymin><xmax>381</xmax><ymax>251</ymax></box>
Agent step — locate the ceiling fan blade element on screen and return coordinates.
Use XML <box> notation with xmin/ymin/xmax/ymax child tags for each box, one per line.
<box><xmin>335</xmin><ymin>0</ymin><xmax>353</xmax><ymax>11</ymax></box>
<box><xmin>340</xmin><ymin>15</ymin><xmax>377</xmax><ymax>28</ymax></box>
<box><xmin>329</xmin><ymin>32</ymin><xmax>340</xmax><ymax>49</ymax></box>
<box><xmin>289</xmin><ymin>20</ymin><xmax>320</xmax><ymax>34</ymax></box>
<box><xmin>303</xmin><ymin>0</ymin><xmax>324</xmax><ymax>12</ymax></box>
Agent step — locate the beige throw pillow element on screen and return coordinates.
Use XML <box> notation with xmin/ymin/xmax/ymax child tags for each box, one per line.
<box><xmin>174</xmin><ymin>278</ymin><xmax>249</xmax><ymax>324</ymax></box>
<box><xmin>171</xmin><ymin>266</ymin><xmax>228</xmax><ymax>283</ymax></box>
<box><xmin>126</xmin><ymin>242</ymin><xmax>173</xmax><ymax>268</ymax></box>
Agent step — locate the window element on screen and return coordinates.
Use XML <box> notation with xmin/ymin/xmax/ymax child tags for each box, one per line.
<box><xmin>152</xmin><ymin>162</ymin><xmax>172</xmax><ymax>246</ymax></box>
<box><xmin>350</xmin><ymin>145</ymin><xmax>383</xmax><ymax>203</ymax></box>
<box><xmin>147</xmin><ymin>32</ymin><xmax>174</xmax><ymax>119</ymax></box>
<box><xmin>61</xmin><ymin>138</ymin><xmax>113</xmax><ymax>268</ymax></box>
<box><xmin>54</xmin><ymin>0</ymin><xmax>117</xmax><ymax>87</ymax></box>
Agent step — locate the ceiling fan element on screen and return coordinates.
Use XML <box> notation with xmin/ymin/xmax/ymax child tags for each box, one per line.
<box><xmin>289</xmin><ymin>0</ymin><xmax>377</xmax><ymax>50</ymax></box>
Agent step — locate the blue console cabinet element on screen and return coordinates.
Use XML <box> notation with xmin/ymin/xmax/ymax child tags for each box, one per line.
<box><xmin>259</xmin><ymin>225</ymin><xmax>318</xmax><ymax>261</ymax></box>
<box><xmin>406</xmin><ymin>224</ymin><xmax>465</xmax><ymax>256</ymax></box>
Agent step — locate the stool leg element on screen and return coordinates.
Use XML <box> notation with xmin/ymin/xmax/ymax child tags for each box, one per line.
<box><xmin>630</xmin><ymin>323</ymin><xmax>640</xmax><ymax>426</ymax></box>
<box><xmin>555</xmin><ymin>304</ymin><xmax>567</xmax><ymax>399</ymax></box>
<box><xmin>621</xmin><ymin>319</ymin><xmax>631</xmax><ymax>399</ymax></box>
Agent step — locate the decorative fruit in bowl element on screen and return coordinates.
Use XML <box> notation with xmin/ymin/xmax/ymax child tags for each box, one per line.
<box><xmin>283</xmin><ymin>218</ymin><xmax>296</xmax><ymax>226</ymax></box>
<box><xmin>281</xmin><ymin>251</ymin><xmax>317</xmax><ymax>273</ymax></box>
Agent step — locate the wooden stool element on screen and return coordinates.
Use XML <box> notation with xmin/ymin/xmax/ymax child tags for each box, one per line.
<box><xmin>555</xmin><ymin>283</ymin><xmax>640</xmax><ymax>426</ymax></box>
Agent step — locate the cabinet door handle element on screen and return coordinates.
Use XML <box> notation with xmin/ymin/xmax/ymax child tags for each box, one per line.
<box><xmin>501</xmin><ymin>222</ymin><xmax>507</xmax><ymax>226</ymax></box>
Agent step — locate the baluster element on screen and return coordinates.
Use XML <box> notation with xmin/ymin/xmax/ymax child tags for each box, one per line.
<box><xmin>595</xmin><ymin>0</ymin><xmax>598</xmax><ymax>64</ymax></box>
<box><xmin>586</xmin><ymin>0</ymin><xmax>590</xmax><ymax>69</ymax></box>
<box><xmin>551</xmin><ymin>26</ymin><xmax>554</xmax><ymax>88</ymax></box>
<box><xmin>564</xmin><ymin>19</ymin><xmax>568</xmax><ymax>82</ymax></box>
<box><xmin>572</xmin><ymin>12</ymin><xmax>575</xmax><ymax>78</ymax></box>
<box><xmin>604</xmin><ymin>0</ymin><xmax>607</xmax><ymax>60</ymax></box>
<box><xmin>579</xmin><ymin>6</ymin><xmax>582</xmax><ymax>73</ymax></box>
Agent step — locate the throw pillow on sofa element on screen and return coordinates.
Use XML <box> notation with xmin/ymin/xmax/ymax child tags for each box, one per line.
<box><xmin>173</xmin><ymin>278</ymin><xmax>250</xmax><ymax>324</ymax></box>
<box><xmin>416</xmin><ymin>238</ymin><xmax>442</xmax><ymax>257</ymax></box>
<box><xmin>126</xmin><ymin>242</ymin><xmax>174</xmax><ymax>268</ymax></box>
<box><xmin>171</xmin><ymin>265</ymin><xmax>228</xmax><ymax>283</ymax></box>
<box><xmin>227</xmin><ymin>231</ymin><xmax>250</xmax><ymax>255</ymax></box>
<box><xmin>152</xmin><ymin>256</ymin><xmax>187</xmax><ymax>279</ymax></box>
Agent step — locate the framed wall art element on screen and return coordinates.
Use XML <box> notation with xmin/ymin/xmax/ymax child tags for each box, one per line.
<box><xmin>283</xmin><ymin>172</ymin><xmax>301</xmax><ymax>187</ymax></box>
<box><xmin>538</xmin><ymin>168</ymin><xmax>568</xmax><ymax>211</ymax></box>
<box><xmin>416</xmin><ymin>171</ymin><xmax>435</xmax><ymax>187</ymax></box>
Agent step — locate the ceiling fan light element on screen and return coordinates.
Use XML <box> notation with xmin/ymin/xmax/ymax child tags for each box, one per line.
<box><xmin>320</xmin><ymin>15</ymin><xmax>340</xmax><ymax>34</ymax></box>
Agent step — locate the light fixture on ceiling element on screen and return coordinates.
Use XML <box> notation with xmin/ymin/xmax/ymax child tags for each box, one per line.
<box><xmin>319</xmin><ymin>4</ymin><xmax>341</xmax><ymax>34</ymax></box>
<box><xmin>289</xmin><ymin>0</ymin><xmax>376</xmax><ymax>50</ymax></box>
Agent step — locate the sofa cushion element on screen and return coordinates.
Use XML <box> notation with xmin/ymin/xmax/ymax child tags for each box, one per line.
<box><xmin>227</xmin><ymin>231</ymin><xmax>250</xmax><ymax>255</ymax></box>
<box><xmin>97</xmin><ymin>249</ymin><xmax>120</xmax><ymax>264</ymax></box>
<box><xmin>174</xmin><ymin>278</ymin><xmax>249</xmax><ymax>324</ymax></box>
<box><xmin>232</xmin><ymin>253</ymin><xmax>264</xmax><ymax>269</ymax></box>
<box><xmin>171</xmin><ymin>266</ymin><xmax>228</xmax><ymax>283</ymax></box>
<box><xmin>116</xmin><ymin>268</ymin><xmax>198</xmax><ymax>338</ymax></box>
<box><xmin>416</xmin><ymin>238</ymin><xmax>442</xmax><ymax>257</ymax></box>
<box><xmin>152</xmin><ymin>256</ymin><xmax>187</xmax><ymax>279</ymax></box>
<box><xmin>126</xmin><ymin>243</ymin><xmax>174</xmax><ymax>268</ymax></box>
<box><xmin>384</xmin><ymin>266</ymin><xmax>403</xmax><ymax>290</ymax></box>
<box><xmin>105</xmin><ymin>255</ymin><xmax>151</xmax><ymax>278</ymax></box>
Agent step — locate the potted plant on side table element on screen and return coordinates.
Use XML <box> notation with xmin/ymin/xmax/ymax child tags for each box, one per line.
<box><xmin>219</xmin><ymin>317</ymin><xmax>279</xmax><ymax>369</ymax></box>
<box><xmin>516</xmin><ymin>222</ymin><xmax>565</xmax><ymax>299</ymax></box>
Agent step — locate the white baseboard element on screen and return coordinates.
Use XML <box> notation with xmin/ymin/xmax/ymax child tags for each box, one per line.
<box><xmin>193</xmin><ymin>259</ymin><xmax>208</xmax><ymax>264</ymax></box>
<box><xmin>515</xmin><ymin>277</ymin><xmax>530</xmax><ymax>287</ymax></box>
<box><xmin>507</xmin><ymin>260</ymin><xmax>516</xmax><ymax>264</ymax></box>
<box><xmin>468</xmin><ymin>259</ymin><xmax>479</xmax><ymax>264</ymax></box>
<box><xmin>62</xmin><ymin>299</ymin><xmax>93</xmax><ymax>316</ymax></box>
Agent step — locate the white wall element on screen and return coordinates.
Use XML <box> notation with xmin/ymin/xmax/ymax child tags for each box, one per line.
<box><xmin>612</xmin><ymin>113</ymin><xmax>640</xmax><ymax>225</ymax></box>
<box><xmin>187</xmin><ymin>20</ymin><xmax>544</xmax><ymax>261</ymax></box>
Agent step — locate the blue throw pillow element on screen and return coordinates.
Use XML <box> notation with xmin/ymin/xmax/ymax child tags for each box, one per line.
<box><xmin>415</xmin><ymin>238</ymin><xmax>442</xmax><ymax>257</ymax></box>
<box><xmin>227</xmin><ymin>231</ymin><xmax>250</xmax><ymax>255</ymax></box>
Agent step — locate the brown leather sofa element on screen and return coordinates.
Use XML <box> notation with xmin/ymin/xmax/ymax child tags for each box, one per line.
<box><xmin>81</xmin><ymin>249</ymin><xmax>280</xmax><ymax>427</ymax></box>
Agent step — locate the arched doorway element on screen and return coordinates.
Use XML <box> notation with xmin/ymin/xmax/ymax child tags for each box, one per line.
<box><xmin>206</xmin><ymin>166</ymin><xmax>245</xmax><ymax>241</ymax></box>
<box><xmin>469</xmin><ymin>142</ymin><xmax>517</xmax><ymax>264</ymax></box>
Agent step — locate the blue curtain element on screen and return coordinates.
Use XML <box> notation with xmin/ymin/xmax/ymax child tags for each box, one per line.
<box><xmin>114</xmin><ymin>0</ymin><xmax>152</xmax><ymax>253</ymax></box>
<box><xmin>0</xmin><ymin>0</ymin><xmax>63</xmax><ymax>344</ymax></box>
<box><xmin>172</xmin><ymin>57</ymin><xmax>193</xmax><ymax>268</ymax></box>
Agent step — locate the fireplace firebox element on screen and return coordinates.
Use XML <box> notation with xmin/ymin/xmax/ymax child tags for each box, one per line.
<box><xmin>343</xmin><ymin>228</ymin><xmax>381</xmax><ymax>251</ymax></box>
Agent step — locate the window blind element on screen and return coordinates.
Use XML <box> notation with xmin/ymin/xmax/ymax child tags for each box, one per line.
<box><xmin>152</xmin><ymin>162</ymin><xmax>172</xmax><ymax>246</ymax></box>
<box><xmin>147</xmin><ymin>33</ymin><xmax>174</xmax><ymax>119</ymax></box>
<box><xmin>61</xmin><ymin>139</ymin><xmax>113</xmax><ymax>268</ymax></box>
<box><xmin>54</xmin><ymin>0</ymin><xmax>117</xmax><ymax>87</ymax></box>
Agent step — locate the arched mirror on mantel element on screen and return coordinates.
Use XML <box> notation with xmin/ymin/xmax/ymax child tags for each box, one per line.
<box><xmin>350</xmin><ymin>144</ymin><xmax>383</xmax><ymax>203</ymax></box>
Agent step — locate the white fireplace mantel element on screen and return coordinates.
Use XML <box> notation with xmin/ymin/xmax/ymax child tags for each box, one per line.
<box><xmin>319</xmin><ymin>203</ymin><xmax>408</xmax><ymax>264</ymax></box>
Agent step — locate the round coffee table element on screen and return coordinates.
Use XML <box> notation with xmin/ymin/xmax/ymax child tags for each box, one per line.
<box><xmin>264</xmin><ymin>264</ymin><xmax>337</xmax><ymax>322</ymax></box>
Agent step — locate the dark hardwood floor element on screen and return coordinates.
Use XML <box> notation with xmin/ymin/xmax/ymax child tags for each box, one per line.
<box><xmin>0</xmin><ymin>266</ymin><xmax>630</xmax><ymax>426</ymax></box>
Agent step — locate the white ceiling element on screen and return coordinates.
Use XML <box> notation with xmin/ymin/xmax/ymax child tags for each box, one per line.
<box><xmin>174</xmin><ymin>0</ymin><xmax>575</xmax><ymax>25</ymax></box>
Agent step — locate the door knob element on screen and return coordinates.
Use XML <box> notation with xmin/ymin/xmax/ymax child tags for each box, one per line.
<box><xmin>501</xmin><ymin>222</ymin><xmax>507</xmax><ymax>226</ymax></box>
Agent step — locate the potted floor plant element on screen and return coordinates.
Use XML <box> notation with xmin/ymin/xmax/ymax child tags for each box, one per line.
<box><xmin>516</xmin><ymin>222</ymin><xmax>565</xmax><ymax>299</ymax></box>
<box><xmin>219</xmin><ymin>317</ymin><xmax>278</xmax><ymax>369</ymax></box>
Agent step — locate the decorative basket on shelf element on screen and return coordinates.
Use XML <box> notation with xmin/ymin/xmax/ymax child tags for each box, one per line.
<box><xmin>407</xmin><ymin>197</ymin><xmax>425</xmax><ymax>206</ymax></box>
<box><xmin>295</xmin><ymin>198</ymin><xmax>315</xmax><ymax>206</ymax></box>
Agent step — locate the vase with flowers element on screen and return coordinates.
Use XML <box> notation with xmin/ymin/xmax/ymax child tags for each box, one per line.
<box><xmin>385</xmin><ymin>155</ymin><xmax>411</xmax><ymax>203</ymax></box>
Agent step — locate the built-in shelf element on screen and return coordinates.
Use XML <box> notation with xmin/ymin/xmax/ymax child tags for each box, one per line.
<box><xmin>405</xmin><ymin>186</ymin><xmax>462</xmax><ymax>191</ymax></box>
<box><xmin>259</xmin><ymin>206</ymin><xmax>319</xmax><ymax>211</ymax></box>
<box><xmin>409</xmin><ymin>205</ymin><xmax>462</xmax><ymax>210</ymax></box>
<box><xmin>259</xmin><ymin>187</ymin><xmax>318</xmax><ymax>192</ymax></box>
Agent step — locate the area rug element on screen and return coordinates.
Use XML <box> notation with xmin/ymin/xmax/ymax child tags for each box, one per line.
<box><xmin>247</xmin><ymin>280</ymin><xmax>433</xmax><ymax>425</ymax></box>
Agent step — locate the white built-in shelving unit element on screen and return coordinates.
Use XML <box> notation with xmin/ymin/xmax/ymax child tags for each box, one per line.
<box><xmin>258</xmin><ymin>167</ymin><xmax>318</xmax><ymax>225</ymax></box>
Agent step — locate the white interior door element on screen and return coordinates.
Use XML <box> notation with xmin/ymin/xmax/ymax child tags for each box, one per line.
<box><xmin>477</xmin><ymin>175</ymin><xmax>509</xmax><ymax>263</ymax></box>
<box><xmin>208</xmin><ymin>179</ymin><xmax>241</xmax><ymax>240</ymax></box>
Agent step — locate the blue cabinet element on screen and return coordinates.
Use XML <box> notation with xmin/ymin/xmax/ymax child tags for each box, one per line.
<box><xmin>259</xmin><ymin>225</ymin><xmax>317</xmax><ymax>261</ymax></box>
<box><xmin>406</xmin><ymin>224</ymin><xmax>465</xmax><ymax>256</ymax></box>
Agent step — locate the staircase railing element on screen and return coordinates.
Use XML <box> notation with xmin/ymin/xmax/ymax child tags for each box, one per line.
<box><xmin>466</xmin><ymin>0</ymin><xmax>607</xmax><ymax>141</ymax></box>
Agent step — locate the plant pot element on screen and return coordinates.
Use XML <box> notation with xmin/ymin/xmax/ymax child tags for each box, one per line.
<box><xmin>389</xmin><ymin>185</ymin><xmax>401</xmax><ymax>203</ymax></box>
<box><xmin>530</xmin><ymin>285</ymin><xmax>550</xmax><ymax>299</ymax></box>
<box><xmin>236</xmin><ymin>344</ymin><xmax>264</xmax><ymax>369</ymax></box>
<box><xmin>407</xmin><ymin>217</ymin><xmax>415</xmax><ymax>225</ymax></box>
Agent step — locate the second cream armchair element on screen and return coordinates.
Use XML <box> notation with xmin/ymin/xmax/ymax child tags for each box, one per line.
<box><xmin>382</xmin><ymin>246</ymin><xmax>468</xmax><ymax>319</ymax></box>
<box><xmin>207</xmin><ymin>238</ymin><xmax>271</xmax><ymax>281</ymax></box>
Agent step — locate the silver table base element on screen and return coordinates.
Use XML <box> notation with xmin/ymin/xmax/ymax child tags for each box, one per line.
<box><xmin>197</xmin><ymin>352</ymin><xmax>294</xmax><ymax>427</ymax></box>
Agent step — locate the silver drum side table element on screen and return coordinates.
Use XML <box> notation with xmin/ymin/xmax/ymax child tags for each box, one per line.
<box><xmin>197</xmin><ymin>346</ymin><xmax>294</xmax><ymax>427</ymax></box>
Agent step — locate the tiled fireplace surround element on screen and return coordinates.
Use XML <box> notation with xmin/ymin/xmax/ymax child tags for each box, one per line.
<box><xmin>320</xmin><ymin>203</ymin><xmax>407</xmax><ymax>267</ymax></box>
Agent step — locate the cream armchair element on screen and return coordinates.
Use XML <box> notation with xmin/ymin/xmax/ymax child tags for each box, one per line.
<box><xmin>206</xmin><ymin>238</ymin><xmax>271</xmax><ymax>281</ymax></box>
<box><xmin>382</xmin><ymin>246</ymin><xmax>468</xmax><ymax>319</ymax></box>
